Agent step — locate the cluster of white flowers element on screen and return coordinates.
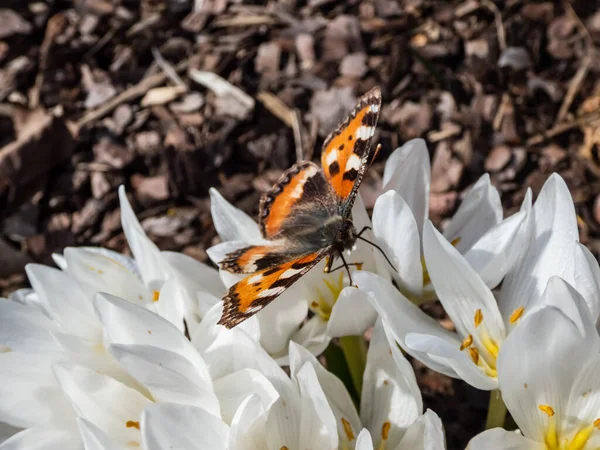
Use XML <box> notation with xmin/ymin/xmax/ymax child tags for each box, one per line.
<box><xmin>1</xmin><ymin>139</ymin><xmax>599</xmax><ymax>450</ymax></box>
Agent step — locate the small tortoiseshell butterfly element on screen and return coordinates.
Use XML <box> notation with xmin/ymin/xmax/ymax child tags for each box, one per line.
<box><xmin>217</xmin><ymin>87</ymin><xmax>382</xmax><ymax>329</ymax></box>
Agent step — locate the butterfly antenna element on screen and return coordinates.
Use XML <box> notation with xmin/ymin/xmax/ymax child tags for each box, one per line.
<box><xmin>356</xmin><ymin>235</ymin><xmax>397</xmax><ymax>272</ymax></box>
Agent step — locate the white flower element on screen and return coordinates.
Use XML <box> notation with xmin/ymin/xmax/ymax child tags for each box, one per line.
<box><xmin>207</xmin><ymin>188</ymin><xmax>381</xmax><ymax>364</ymax></box>
<box><xmin>373</xmin><ymin>139</ymin><xmax>526</xmax><ymax>300</ymax></box>
<box><xmin>357</xmin><ymin>173</ymin><xmax>600</xmax><ymax>390</ymax></box>
<box><xmin>468</xmin><ymin>276</ymin><xmax>600</xmax><ymax>450</ymax></box>
<box><xmin>289</xmin><ymin>320</ymin><xmax>446</xmax><ymax>449</ymax></box>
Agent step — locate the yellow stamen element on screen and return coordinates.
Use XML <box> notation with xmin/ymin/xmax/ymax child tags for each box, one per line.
<box><xmin>460</xmin><ymin>334</ymin><xmax>473</xmax><ymax>351</ymax></box>
<box><xmin>381</xmin><ymin>421</ymin><xmax>391</xmax><ymax>440</ymax></box>
<box><xmin>474</xmin><ymin>309</ymin><xmax>483</xmax><ymax>328</ymax></box>
<box><xmin>450</xmin><ymin>237</ymin><xmax>461</xmax><ymax>246</ymax></box>
<box><xmin>568</xmin><ymin>426</ymin><xmax>593</xmax><ymax>450</ymax></box>
<box><xmin>126</xmin><ymin>420</ymin><xmax>140</xmax><ymax>430</ymax></box>
<box><xmin>281</xmin><ymin>447</ymin><xmax>289</xmax><ymax>450</ymax></box>
<box><xmin>481</xmin><ymin>336</ymin><xmax>499</xmax><ymax>361</ymax></box>
<box><xmin>509</xmin><ymin>306</ymin><xmax>525</xmax><ymax>324</ymax></box>
<box><xmin>341</xmin><ymin>417</ymin><xmax>355</xmax><ymax>441</ymax></box>
<box><xmin>594</xmin><ymin>418</ymin><xmax>600</xmax><ymax>429</ymax></box>
<box><xmin>539</xmin><ymin>404</ymin><xmax>555</xmax><ymax>417</ymax></box>
<box><xmin>152</xmin><ymin>290</ymin><xmax>160</xmax><ymax>302</ymax></box>
<box><xmin>469</xmin><ymin>347</ymin><xmax>480</xmax><ymax>365</ymax></box>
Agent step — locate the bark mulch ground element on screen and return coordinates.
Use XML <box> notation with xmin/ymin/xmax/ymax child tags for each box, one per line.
<box><xmin>1</xmin><ymin>0</ymin><xmax>600</xmax><ymax>447</ymax></box>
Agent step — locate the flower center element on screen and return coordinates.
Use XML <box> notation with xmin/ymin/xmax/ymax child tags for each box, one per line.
<box><xmin>539</xmin><ymin>404</ymin><xmax>600</xmax><ymax>450</ymax></box>
<box><xmin>309</xmin><ymin>272</ymin><xmax>345</xmax><ymax>322</ymax></box>
<box><xmin>459</xmin><ymin>309</ymin><xmax>501</xmax><ymax>378</ymax></box>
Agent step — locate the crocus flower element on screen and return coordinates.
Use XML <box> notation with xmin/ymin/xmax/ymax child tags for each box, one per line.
<box><xmin>468</xmin><ymin>276</ymin><xmax>600</xmax><ymax>450</ymax></box>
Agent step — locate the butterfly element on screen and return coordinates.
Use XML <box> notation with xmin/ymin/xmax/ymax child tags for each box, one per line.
<box><xmin>217</xmin><ymin>87</ymin><xmax>382</xmax><ymax>329</ymax></box>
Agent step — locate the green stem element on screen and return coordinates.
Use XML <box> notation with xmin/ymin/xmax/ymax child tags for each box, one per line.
<box><xmin>339</xmin><ymin>335</ymin><xmax>368</xmax><ymax>396</ymax></box>
<box><xmin>485</xmin><ymin>389</ymin><xmax>507</xmax><ymax>429</ymax></box>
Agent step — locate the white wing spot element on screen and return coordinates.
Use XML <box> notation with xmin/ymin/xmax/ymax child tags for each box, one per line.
<box><xmin>347</xmin><ymin>154</ymin><xmax>361</xmax><ymax>170</ymax></box>
<box><xmin>258</xmin><ymin>287</ymin><xmax>286</xmax><ymax>298</ymax></box>
<box><xmin>356</xmin><ymin>126</ymin><xmax>374</xmax><ymax>140</ymax></box>
<box><xmin>280</xmin><ymin>268</ymin><xmax>304</xmax><ymax>279</ymax></box>
<box><xmin>326</xmin><ymin>150</ymin><xmax>337</xmax><ymax>166</ymax></box>
<box><xmin>370</xmin><ymin>104</ymin><xmax>379</xmax><ymax>113</ymax></box>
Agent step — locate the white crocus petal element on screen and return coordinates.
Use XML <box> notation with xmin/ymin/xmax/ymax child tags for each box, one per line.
<box><xmin>0</xmin><ymin>300</ymin><xmax>59</xmax><ymax>352</ymax></box>
<box><xmin>467</xmin><ymin>428</ymin><xmax>545</xmax><ymax>450</ymax></box>
<box><xmin>118</xmin><ymin>186</ymin><xmax>166</xmax><ymax>288</ymax></box>
<box><xmin>25</xmin><ymin>264</ymin><xmax>100</xmax><ymax>341</ymax></box>
<box><xmin>77</xmin><ymin>419</ymin><xmax>120</xmax><ymax>450</ymax></box>
<box><xmin>93</xmin><ymin>293</ymin><xmax>212</xmax><ymax>385</ymax></box>
<box><xmin>423</xmin><ymin>220</ymin><xmax>505</xmax><ymax>343</ymax></box>
<box><xmin>326</xmin><ymin>287</ymin><xmax>377</xmax><ymax>339</ymax></box>
<box><xmin>257</xmin><ymin>284</ymin><xmax>309</xmax><ymax>357</ymax></box>
<box><xmin>228</xmin><ymin>395</ymin><xmax>269</xmax><ymax>450</ymax></box>
<box><xmin>396</xmin><ymin>409</ymin><xmax>446</xmax><ymax>450</ymax></box>
<box><xmin>565</xmin><ymin>353</ymin><xmax>600</xmax><ymax>434</ymax></box>
<box><xmin>0</xmin><ymin>429</ymin><xmax>82</xmax><ymax>450</ymax></box>
<box><xmin>213</xmin><ymin>369</ymin><xmax>278</xmax><ymax>424</ymax></box>
<box><xmin>152</xmin><ymin>277</ymin><xmax>185</xmax><ymax>331</ymax></box>
<box><xmin>108</xmin><ymin>344</ymin><xmax>220</xmax><ymax>417</ymax></box>
<box><xmin>275</xmin><ymin>316</ymin><xmax>330</xmax><ymax>366</ymax></box>
<box><xmin>405</xmin><ymin>333</ymin><xmax>498</xmax><ymax>390</ymax></box>
<box><xmin>372</xmin><ymin>191</ymin><xmax>423</xmax><ymax>297</ymax></box>
<box><xmin>443</xmin><ymin>174</ymin><xmax>502</xmax><ymax>253</ymax></box>
<box><xmin>0</xmin><ymin>423</ymin><xmax>20</xmax><ymax>443</ymax></box>
<box><xmin>362</xmin><ymin>320</ymin><xmax>421</xmax><ymax>449</ymax></box>
<box><xmin>209</xmin><ymin>187</ymin><xmax>263</xmax><ymax>242</ymax></box>
<box><xmin>289</xmin><ymin>342</ymin><xmax>361</xmax><ymax>444</ymax></box>
<box><xmin>295</xmin><ymin>363</ymin><xmax>338</xmax><ymax>450</ymax></box>
<box><xmin>141</xmin><ymin>403</ymin><xmax>228</xmax><ymax>450</ymax></box>
<box><xmin>0</xmin><ymin>353</ymin><xmax>74</xmax><ymax>429</ymax></box>
<box><xmin>463</xmin><ymin>210</ymin><xmax>526</xmax><ymax>289</ymax></box>
<box><xmin>355</xmin><ymin>271</ymin><xmax>460</xmax><ymax>378</ymax></box>
<box><xmin>53</xmin><ymin>364</ymin><xmax>150</xmax><ymax>447</ymax></box>
<box><xmin>160</xmin><ymin>251</ymin><xmax>225</xmax><ymax>313</ymax></box>
<box><xmin>499</xmin><ymin>174</ymin><xmax>578</xmax><ymax>320</ymax></box>
<box><xmin>497</xmin><ymin>307</ymin><xmax>597</xmax><ymax>442</ymax></box>
<box><xmin>573</xmin><ymin>243</ymin><xmax>600</xmax><ymax>322</ymax></box>
<box><xmin>382</xmin><ymin>138</ymin><xmax>430</xmax><ymax>234</ymax></box>
<box><xmin>64</xmin><ymin>248</ymin><xmax>150</xmax><ymax>306</ymax></box>
<box><xmin>356</xmin><ymin>429</ymin><xmax>374</xmax><ymax>450</ymax></box>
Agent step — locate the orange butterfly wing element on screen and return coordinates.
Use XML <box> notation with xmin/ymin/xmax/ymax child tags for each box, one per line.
<box><xmin>218</xmin><ymin>250</ymin><xmax>328</xmax><ymax>329</ymax></box>
<box><xmin>321</xmin><ymin>87</ymin><xmax>381</xmax><ymax>212</ymax></box>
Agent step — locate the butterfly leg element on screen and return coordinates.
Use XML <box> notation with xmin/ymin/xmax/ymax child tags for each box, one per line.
<box><xmin>337</xmin><ymin>251</ymin><xmax>355</xmax><ymax>286</ymax></box>
<box><xmin>356</xmin><ymin>234</ymin><xmax>397</xmax><ymax>272</ymax></box>
<box><xmin>325</xmin><ymin>261</ymin><xmax>363</xmax><ymax>274</ymax></box>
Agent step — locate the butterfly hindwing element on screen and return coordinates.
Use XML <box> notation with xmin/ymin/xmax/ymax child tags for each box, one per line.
<box><xmin>259</xmin><ymin>160</ymin><xmax>337</xmax><ymax>240</ymax></box>
<box><xmin>218</xmin><ymin>249</ymin><xmax>329</xmax><ymax>329</ymax></box>
<box><xmin>219</xmin><ymin>245</ymin><xmax>291</xmax><ymax>274</ymax></box>
<box><xmin>321</xmin><ymin>87</ymin><xmax>381</xmax><ymax>215</ymax></box>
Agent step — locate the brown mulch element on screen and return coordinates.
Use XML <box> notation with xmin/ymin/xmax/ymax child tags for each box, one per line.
<box><xmin>1</xmin><ymin>0</ymin><xmax>600</xmax><ymax>447</ymax></box>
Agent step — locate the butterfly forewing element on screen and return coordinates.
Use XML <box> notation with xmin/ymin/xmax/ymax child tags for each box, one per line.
<box><xmin>320</xmin><ymin>86</ymin><xmax>381</xmax><ymax>216</ymax></box>
<box><xmin>218</xmin><ymin>249</ymin><xmax>329</xmax><ymax>329</ymax></box>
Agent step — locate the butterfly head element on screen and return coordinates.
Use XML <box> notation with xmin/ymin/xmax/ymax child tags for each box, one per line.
<box><xmin>336</xmin><ymin>218</ymin><xmax>357</xmax><ymax>251</ymax></box>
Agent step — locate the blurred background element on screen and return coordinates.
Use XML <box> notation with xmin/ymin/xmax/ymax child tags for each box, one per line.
<box><xmin>1</xmin><ymin>0</ymin><xmax>599</xmax><ymax>446</ymax></box>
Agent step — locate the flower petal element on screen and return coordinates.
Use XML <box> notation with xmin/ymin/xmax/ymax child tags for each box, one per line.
<box><xmin>53</xmin><ymin>363</ymin><xmax>150</xmax><ymax>447</ymax></box>
<box><xmin>354</xmin><ymin>271</ymin><xmax>460</xmax><ymax>378</ymax></box>
<box><xmin>0</xmin><ymin>429</ymin><xmax>82</xmax><ymax>450</ymax></box>
<box><xmin>443</xmin><ymin>174</ymin><xmax>502</xmax><ymax>253</ymax></box>
<box><xmin>372</xmin><ymin>191</ymin><xmax>423</xmax><ymax>297</ymax></box>
<box><xmin>228</xmin><ymin>395</ymin><xmax>269</xmax><ymax>450</ymax></box>
<box><xmin>467</xmin><ymin>428</ymin><xmax>545</xmax><ymax>450</ymax></box>
<box><xmin>0</xmin><ymin>300</ymin><xmax>59</xmax><ymax>352</ymax></box>
<box><xmin>355</xmin><ymin>429</ymin><xmax>374</xmax><ymax>450</ymax></box>
<box><xmin>423</xmin><ymin>220</ymin><xmax>505</xmax><ymax>343</ymax></box>
<box><xmin>499</xmin><ymin>174</ymin><xmax>578</xmax><ymax>320</ymax></box>
<box><xmin>497</xmin><ymin>307</ymin><xmax>596</xmax><ymax>441</ymax></box>
<box><xmin>326</xmin><ymin>287</ymin><xmax>377</xmax><ymax>339</ymax></box>
<box><xmin>361</xmin><ymin>320</ymin><xmax>421</xmax><ymax>449</ymax></box>
<box><xmin>405</xmin><ymin>333</ymin><xmax>498</xmax><ymax>390</ymax></box>
<box><xmin>396</xmin><ymin>409</ymin><xmax>446</xmax><ymax>450</ymax></box>
<box><xmin>289</xmin><ymin>342</ymin><xmax>361</xmax><ymax>446</ymax></box>
<box><xmin>573</xmin><ymin>242</ymin><xmax>600</xmax><ymax>322</ymax></box>
<box><xmin>118</xmin><ymin>186</ymin><xmax>166</xmax><ymax>287</ymax></box>
<box><xmin>275</xmin><ymin>316</ymin><xmax>330</xmax><ymax>366</ymax></box>
<box><xmin>108</xmin><ymin>344</ymin><xmax>220</xmax><ymax>417</ymax></box>
<box><xmin>77</xmin><ymin>418</ymin><xmax>120</xmax><ymax>450</ymax></box>
<box><xmin>209</xmin><ymin>188</ymin><xmax>262</xmax><ymax>242</ymax></box>
<box><xmin>26</xmin><ymin>264</ymin><xmax>100</xmax><ymax>340</ymax></box>
<box><xmin>382</xmin><ymin>139</ymin><xmax>430</xmax><ymax>234</ymax></box>
<box><xmin>141</xmin><ymin>403</ymin><xmax>228</xmax><ymax>450</ymax></box>
<box><xmin>463</xmin><ymin>211</ymin><xmax>526</xmax><ymax>289</ymax></box>
<box><xmin>93</xmin><ymin>293</ymin><xmax>211</xmax><ymax>383</ymax></box>
<box><xmin>213</xmin><ymin>368</ymin><xmax>279</xmax><ymax>424</ymax></box>
<box><xmin>0</xmin><ymin>353</ymin><xmax>74</xmax><ymax>429</ymax></box>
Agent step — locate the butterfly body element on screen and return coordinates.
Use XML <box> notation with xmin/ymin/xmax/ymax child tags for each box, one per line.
<box><xmin>217</xmin><ymin>87</ymin><xmax>382</xmax><ymax>329</ymax></box>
